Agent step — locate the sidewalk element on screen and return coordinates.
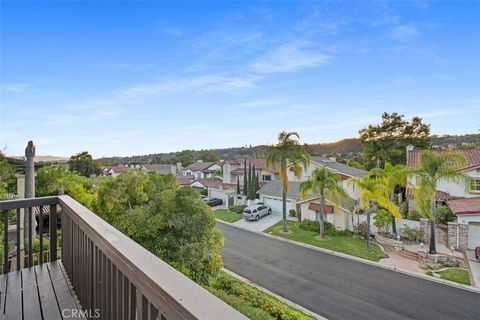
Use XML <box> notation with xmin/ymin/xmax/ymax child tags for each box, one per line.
<box><xmin>230</xmin><ymin>211</ymin><xmax>298</xmax><ymax>233</ymax></box>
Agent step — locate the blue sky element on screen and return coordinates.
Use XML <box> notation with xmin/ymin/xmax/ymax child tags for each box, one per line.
<box><xmin>1</xmin><ymin>1</ymin><xmax>479</xmax><ymax>157</ymax></box>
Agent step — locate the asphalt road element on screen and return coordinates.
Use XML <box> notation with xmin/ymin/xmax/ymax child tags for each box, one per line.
<box><xmin>218</xmin><ymin>222</ymin><xmax>480</xmax><ymax>320</ymax></box>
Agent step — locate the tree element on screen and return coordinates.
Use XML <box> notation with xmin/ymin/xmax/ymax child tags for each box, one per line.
<box><xmin>359</xmin><ymin>112</ymin><xmax>431</xmax><ymax>169</ymax></box>
<box><xmin>36</xmin><ymin>166</ymin><xmax>97</xmax><ymax>209</ymax></box>
<box><xmin>247</xmin><ymin>161</ymin><xmax>252</xmax><ymax>199</ymax></box>
<box><xmin>300</xmin><ymin>167</ymin><xmax>347</xmax><ymax>238</ymax></box>
<box><xmin>175</xmin><ymin>150</ymin><xmax>195</xmax><ymax>167</ymax></box>
<box><xmin>349</xmin><ymin>176</ymin><xmax>399</xmax><ymax>248</ymax></box>
<box><xmin>370</xmin><ymin>163</ymin><xmax>408</xmax><ymax>237</ymax></box>
<box><xmin>236</xmin><ymin>177</ymin><xmax>240</xmax><ymax>194</ymax></box>
<box><xmin>68</xmin><ymin>151</ymin><xmax>101</xmax><ymax>177</ymax></box>
<box><xmin>0</xmin><ymin>151</ymin><xmax>16</xmax><ymax>198</ymax></box>
<box><xmin>346</xmin><ymin>159</ymin><xmax>364</xmax><ymax>169</ymax></box>
<box><xmin>243</xmin><ymin>158</ymin><xmax>247</xmax><ymax>196</ymax></box>
<box><xmin>114</xmin><ymin>187</ymin><xmax>223</xmax><ymax>285</ymax></box>
<box><xmin>262</xmin><ymin>132</ymin><xmax>310</xmax><ymax>232</ymax></box>
<box><xmin>412</xmin><ymin>150</ymin><xmax>468</xmax><ymax>254</ymax></box>
<box><xmin>200</xmin><ymin>150</ymin><xmax>220</xmax><ymax>162</ymax></box>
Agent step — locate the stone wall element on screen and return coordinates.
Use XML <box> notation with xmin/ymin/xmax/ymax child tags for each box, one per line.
<box><xmin>447</xmin><ymin>222</ymin><xmax>468</xmax><ymax>250</ymax></box>
<box><xmin>376</xmin><ymin>234</ymin><xmax>402</xmax><ymax>248</ymax></box>
<box><xmin>418</xmin><ymin>251</ymin><xmax>465</xmax><ymax>268</ymax></box>
<box><xmin>420</xmin><ymin>218</ymin><xmax>430</xmax><ymax>245</ymax></box>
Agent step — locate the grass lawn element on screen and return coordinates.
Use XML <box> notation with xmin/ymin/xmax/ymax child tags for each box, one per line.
<box><xmin>264</xmin><ymin>221</ymin><xmax>387</xmax><ymax>262</ymax></box>
<box><xmin>206</xmin><ymin>271</ymin><xmax>315</xmax><ymax>320</ymax></box>
<box><xmin>426</xmin><ymin>268</ymin><xmax>471</xmax><ymax>285</ymax></box>
<box><xmin>214</xmin><ymin>209</ymin><xmax>243</xmax><ymax>223</ymax></box>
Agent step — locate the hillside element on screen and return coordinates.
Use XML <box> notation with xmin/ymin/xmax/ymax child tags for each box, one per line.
<box><xmin>100</xmin><ymin>133</ymin><xmax>478</xmax><ymax>166</ymax></box>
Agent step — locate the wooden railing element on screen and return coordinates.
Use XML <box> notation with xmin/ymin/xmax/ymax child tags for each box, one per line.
<box><xmin>0</xmin><ymin>196</ymin><xmax>246</xmax><ymax>320</ymax></box>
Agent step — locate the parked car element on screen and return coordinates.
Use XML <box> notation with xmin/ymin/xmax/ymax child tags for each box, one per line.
<box><xmin>242</xmin><ymin>205</ymin><xmax>272</xmax><ymax>221</ymax></box>
<box><xmin>475</xmin><ymin>245</ymin><xmax>480</xmax><ymax>260</ymax></box>
<box><xmin>204</xmin><ymin>197</ymin><xmax>223</xmax><ymax>206</ymax></box>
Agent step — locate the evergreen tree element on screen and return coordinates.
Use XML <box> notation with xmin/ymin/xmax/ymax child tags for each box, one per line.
<box><xmin>255</xmin><ymin>172</ymin><xmax>260</xmax><ymax>193</ymax></box>
<box><xmin>248</xmin><ymin>161</ymin><xmax>253</xmax><ymax>199</ymax></box>
<box><xmin>236</xmin><ymin>176</ymin><xmax>240</xmax><ymax>194</ymax></box>
<box><xmin>243</xmin><ymin>158</ymin><xmax>248</xmax><ymax>196</ymax></box>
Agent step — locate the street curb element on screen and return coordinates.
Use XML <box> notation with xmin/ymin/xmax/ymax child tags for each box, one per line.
<box><xmin>216</xmin><ymin>220</ymin><xmax>480</xmax><ymax>294</ymax></box>
<box><xmin>221</xmin><ymin>268</ymin><xmax>327</xmax><ymax>320</ymax></box>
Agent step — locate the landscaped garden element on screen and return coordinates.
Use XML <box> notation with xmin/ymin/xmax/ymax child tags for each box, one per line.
<box><xmin>264</xmin><ymin>220</ymin><xmax>388</xmax><ymax>262</ymax></box>
<box><xmin>206</xmin><ymin>271</ymin><xmax>315</xmax><ymax>320</ymax></box>
<box><xmin>214</xmin><ymin>209</ymin><xmax>243</xmax><ymax>222</ymax></box>
<box><xmin>426</xmin><ymin>268</ymin><xmax>471</xmax><ymax>285</ymax></box>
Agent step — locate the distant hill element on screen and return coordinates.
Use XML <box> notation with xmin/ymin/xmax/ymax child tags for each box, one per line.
<box><xmin>100</xmin><ymin>134</ymin><xmax>478</xmax><ymax>166</ymax></box>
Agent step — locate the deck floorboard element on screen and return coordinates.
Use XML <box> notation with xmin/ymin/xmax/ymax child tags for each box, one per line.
<box><xmin>0</xmin><ymin>261</ymin><xmax>83</xmax><ymax>320</ymax></box>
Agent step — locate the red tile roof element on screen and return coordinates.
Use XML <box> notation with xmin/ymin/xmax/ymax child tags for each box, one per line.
<box><xmin>107</xmin><ymin>166</ymin><xmax>130</xmax><ymax>173</ymax></box>
<box><xmin>407</xmin><ymin>148</ymin><xmax>480</xmax><ymax>170</ymax></box>
<box><xmin>447</xmin><ymin>198</ymin><xmax>480</xmax><ymax>215</ymax></box>
<box><xmin>194</xmin><ymin>178</ymin><xmax>224</xmax><ymax>188</ymax></box>
<box><xmin>177</xmin><ymin>177</ymin><xmax>195</xmax><ymax>185</ymax></box>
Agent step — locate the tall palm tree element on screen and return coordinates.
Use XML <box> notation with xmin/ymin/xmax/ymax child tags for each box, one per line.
<box><xmin>300</xmin><ymin>167</ymin><xmax>348</xmax><ymax>238</ymax></box>
<box><xmin>263</xmin><ymin>131</ymin><xmax>310</xmax><ymax>232</ymax></box>
<box><xmin>370</xmin><ymin>163</ymin><xmax>408</xmax><ymax>237</ymax></box>
<box><xmin>411</xmin><ymin>150</ymin><xmax>468</xmax><ymax>254</ymax></box>
<box><xmin>349</xmin><ymin>176</ymin><xmax>399</xmax><ymax>248</ymax></box>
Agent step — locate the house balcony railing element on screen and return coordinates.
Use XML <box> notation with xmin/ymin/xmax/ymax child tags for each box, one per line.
<box><xmin>0</xmin><ymin>195</ymin><xmax>246</xmax><ymax>320</ymax></box>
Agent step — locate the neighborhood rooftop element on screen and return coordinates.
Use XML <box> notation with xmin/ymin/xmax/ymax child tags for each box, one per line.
<box><xmin>310</xmin><ymin>156</ymin><xmax>368</xmax><ymax>177</ymax></box>
<box><xmin>407</xmin><ymin>147</ymin><xmax>480</xmax><ymax>170</ymax></box>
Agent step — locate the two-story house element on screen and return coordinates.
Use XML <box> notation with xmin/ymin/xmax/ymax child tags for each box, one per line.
<box><xmin>406</xmin><ymin>145</ymin><xmax>480</xmax><ymax>249</ymax></box>
<box><xmin>222</xmin><ymin>159</ymin><xmax>277</xmax><ymax>184</ymax></box>
<box><xmin>183</xmin><ymin>160</ymin><xmax>222</xmax><ymax>180</ymax></box>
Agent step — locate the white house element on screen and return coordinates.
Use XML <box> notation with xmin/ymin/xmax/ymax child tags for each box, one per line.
<box><xmin>407</xmin><ymin>145</ymin><xmax>480</xmax><ymax>199</ymax></box>
<box><xmin>222</xmin><ymin>159</ymin><xmax>277</xmax><ymax>185</ymax></box>
<box><xmin>257</xmin><ymin>180</ymin><xmax>356</xmax><ymax>229</ymax></box>
<box><xmin>286</xmin><ymin>156</ymin><xmax>367</xmax><ymax>201</ymax></box>
<box><xmin>141</xmin><ymin>163</ymin><xmax>182</xmax><ymax>175</ymax></box>
<box><xmin>104</xmin><ymin>165</ymin><xmax>131</xmax><ymax>177</ymax></box>
<box><xmin>183</xmin><ymin>161</ymin><xmax>222</xmax><ymax>180</ymax></box>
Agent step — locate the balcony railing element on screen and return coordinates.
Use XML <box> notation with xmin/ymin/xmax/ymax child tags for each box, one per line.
<box><xmin>0</xmin><ymin>195</ymin><xmax>246</xmax><ymax>320</ymax></box>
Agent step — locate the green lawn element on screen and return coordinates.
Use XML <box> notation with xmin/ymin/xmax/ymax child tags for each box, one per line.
<box><xmin>214</xmin><ymin>209</ymin><xmax>243</xmax><ymax>223</ymax></box>
<box><xmin>206</xmin><ymin>271</ymin><xmax>315</xmax><ymax>320</ymax></box>
<box><xmin>264</xmin><ymin>221</ymin><xmax>388</xmax><ymax>262</ymax></box>
<box><xmin>426</xmin><ymin>268</ymin><xmax>471</xmax><ymax>285</ymax></box>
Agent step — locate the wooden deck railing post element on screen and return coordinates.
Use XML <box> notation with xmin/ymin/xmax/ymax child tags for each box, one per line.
<box><xmin>49</xmin><ymin>204</ymin><xmax>57</xmax><ymax>261</ymax></box>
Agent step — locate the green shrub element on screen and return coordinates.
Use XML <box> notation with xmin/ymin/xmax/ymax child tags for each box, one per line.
<box><xmin>289</xmin><ymin>209</ymin><xmax>296</xmax><ymax>217</ymax></box>
<box><xmin>400</xmin><ymin>201</ymin><xmax>409</xmax><ymax>218</ymax></box>
<box><xmin>298</xmin><ymin>219</ymin><xmax>335</xmax><ymax>232</ymax></box>
<box><xmin>435</xmin><ymin>205</ymin><xmax>456</xmax><ymax>226</ymax></box>
<box><xmin>400</xmin><ymin>224</ymin><xmax>424</xmax><ymax>242</ymax></box>
<box><xmin>229</xmin><ymin>205</ymin><xmax>247</xmax><ymax>214</ymax></box>
<box><xmin>325</xmin><ymin>228</ymin><xmax>352</xmax><ymax>237</ymax></box>
<box><xmin>208</xmin><ymin>272</ymin><xmax>314</xmax><ymax>320</ymax></box>
<box><xmin>200</xmin><ymin>188</ymin><xmax>208</xmax><ymax>196</ymax></box>
<box><xmin>373</xmin><ymin>209</ymin><xmax>391</xmax><ymax>234</ymax></box>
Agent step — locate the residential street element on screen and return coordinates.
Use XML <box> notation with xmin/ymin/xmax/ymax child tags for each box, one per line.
<box><xmin>218</xmin><ymin>222</ymin><xmax>480</xmax><ymax>320</ymax></box>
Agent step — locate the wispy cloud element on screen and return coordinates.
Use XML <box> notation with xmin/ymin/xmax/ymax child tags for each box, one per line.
<box><xmin>389</xmin><ymin>25</ymin><xmax>420</xmax><ymax>40</ymax></box>
<box><xmin>2</xmin><ymin>83</ymin><xmax>30</xmax><ymax>93</ymax></box>
<box><xmin>249</xmin><ymin>40</ymin><xmax>330</xmax><ymax>74</ymax></box>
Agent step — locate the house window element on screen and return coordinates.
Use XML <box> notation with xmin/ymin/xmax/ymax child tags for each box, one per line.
<box><xmin>470</xmin><ymin>179</ymin><xmax>480</xmax><ymax>192</ymax></box>
<box><xmin>262</xmin><ymin>175</ymin><xmax>272</xmax><ymax>181</ymax></box>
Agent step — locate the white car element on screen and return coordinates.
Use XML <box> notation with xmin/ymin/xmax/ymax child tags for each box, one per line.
<box><xmin>242</xmin><ymin>205</ymin><xmax>272</xmax><ymax>221</ymax></box>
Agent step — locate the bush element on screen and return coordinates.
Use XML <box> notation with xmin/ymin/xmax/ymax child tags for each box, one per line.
<box><xmin>325</xmin><ymin>228</ymin><xmax>352</xmax><ymax>237</ymax></box>
<box><xmin>373</xmin><ymin>209</ymin><xmax>391</xmax><ymax>234</ymax></box>
<box><xmin>407</xmin><ymin>210</ymin><xmax>421</xmax><ymax>221</ymax></box>
<box><xmin>435</xmin><ymin>205</ymin><xmax>456</xmax><ymax>226</ymax></box>
<box><xmin>354</xmin><ymin>221</ymin><xmax>368</xmax><ymax>238</ymax></box>
<box><xmin>200</xmin><ymin>188</ymin><xmax>208</xmax><ymax>196</ymax></box>
<box><xmin>298</xmin><ymin>219</ymin><xmax>336</xmax><ymax>233</ymax></box>
<box><xmin>229</xmin><ymin>205</ymin><xmax>247</xmax><ymax>214</ymax></box>
<box><xmin>400</xmin><ymin>201</ymin><xmax>409</xmax><ymax>218</ymax></box>
<box><xmin>401</xmin><ymin>224</ymin><xmax>424</xmax><ymax>242</ymax></box>
<box><xmin>208</xmin><ymin>272</ymin><xmax>314</xmax><ymax>320</ymax></box>
<box><xmin>289</xmin><ymin>209</ymin><xmax>296</xmax><ymax>217</ymax></box>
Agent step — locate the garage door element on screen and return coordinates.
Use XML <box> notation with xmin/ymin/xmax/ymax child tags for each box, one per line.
<box><xmin>263</xmin><ymin>197</ymin><xmax>293</xmax><ymax>213</ymax></box>
<box><xmin>468</xmin><ymin>223</ymin><xmax>480</xmax><ymax>249</ymax></box>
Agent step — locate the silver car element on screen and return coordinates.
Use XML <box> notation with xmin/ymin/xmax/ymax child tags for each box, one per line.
<box><xmin>242</xmin><ymin>205</ymin><xmax>272</xmax><ymax>221</ymax></box>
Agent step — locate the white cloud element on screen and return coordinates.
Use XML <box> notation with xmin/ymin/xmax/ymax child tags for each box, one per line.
<box><xmin>249</xmin><ymin>40</ymin><xmax>330</xmax><ymax>74</ymax></box>
<box><xmin>2</xmin><ymin>83</ymin><xmax>30</xmax><ymax>93</ymax></box>
<box><xmin>389</xmin><ymin>25</ymin><xmax>420</xmax><ymax>40</ymax></box>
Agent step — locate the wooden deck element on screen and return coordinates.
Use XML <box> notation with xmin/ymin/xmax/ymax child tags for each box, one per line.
<box><xmin>0</xmin><ymin>261</ymin><xmax>84</xmax><ymax>320</ymax></box>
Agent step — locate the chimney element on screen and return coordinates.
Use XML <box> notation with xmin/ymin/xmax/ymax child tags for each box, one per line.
<box><xmin>176</xmin><ymin>162</ymin><xmax>182</xmax><ymax>174</ymax></box>
<box><xmin>406</xmin><ymin>144</ymin><xmax>414</xmax><ymax>152</ymax></box>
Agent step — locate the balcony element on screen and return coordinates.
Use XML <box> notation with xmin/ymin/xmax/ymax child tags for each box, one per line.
<box><xmin>0</xmin><ymin>195</ymin><xmax>246</xmax><ymax>320</ymax></box>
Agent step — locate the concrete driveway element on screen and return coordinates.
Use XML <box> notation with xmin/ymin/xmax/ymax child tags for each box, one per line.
<box><xmin>466</xmin><ymin>249</ymin><xmax>480</xmax><ymax>287</ymax></box>
<box><xmin>231</xmin><ymin>211</ymin><xmax>283</xmax><ymax>232</ymax></box>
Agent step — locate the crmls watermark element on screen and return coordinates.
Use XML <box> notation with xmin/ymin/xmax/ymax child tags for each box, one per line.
<box><xmin>62</xmin><ymin>309</ymin><xmax>101</xmax><ymax>318</ymax></box>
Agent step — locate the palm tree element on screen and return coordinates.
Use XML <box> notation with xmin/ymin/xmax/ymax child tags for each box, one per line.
<box><xmin>349</xmin><ymin>176</ymin><xmax>399</xmax><ymax>248</ymax></box>
<box><xmin>370</xmin><ymin>163</ymin><xmax>408</xmax><ymax>237</ymax></box>
<box><xmin>411</xmin><ymin>150</ymin><xmax>468</xmax><ymax>254</ymax></box>
<box><xmin>300</xmin><ymin>167</ymin><xmax>348</xmax><ymax>238</ymax></box>
<box><xmin>263</xmin><ymin>131</ymin><xmax>310</xmax><ymax>232</ymax></box>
